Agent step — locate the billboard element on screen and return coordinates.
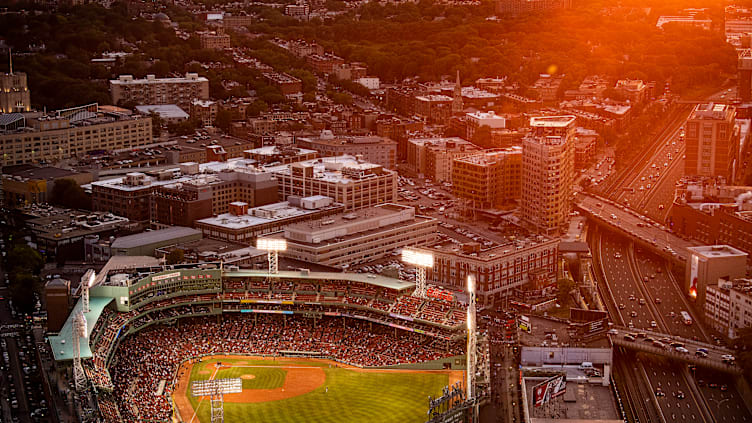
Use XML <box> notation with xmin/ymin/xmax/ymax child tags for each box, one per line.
<box><xmin>518</xmin><ymin>315</ymin><xmax>531</xmax><ymax>333</ymax></box>
<box><xmin>533</xmin><ymin>375</ymin><xmax>567</xmax><ymax>407</ymax></box>
<box><xmin>689</xmin><ymin>254</ymin><xmax>699</xmax><ymax>299</ymax></box>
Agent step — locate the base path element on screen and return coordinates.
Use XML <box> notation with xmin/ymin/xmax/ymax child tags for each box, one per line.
<box><xmin>173</xmin><ymin>355</ymin><xmax>463</xmax><ymax>422</ymax></box>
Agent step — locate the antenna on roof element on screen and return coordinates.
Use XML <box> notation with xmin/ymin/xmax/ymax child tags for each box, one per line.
<box><xmin>8</xmin><ymin>48</ymin><xmax>12</xmax><ymax>75</ymax></box>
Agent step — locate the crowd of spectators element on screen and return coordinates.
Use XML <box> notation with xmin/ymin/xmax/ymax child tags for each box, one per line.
<box><xmin>109</xmin><ymin>314</ymin><xmax>462</xmax><ymax>422</ymax></box>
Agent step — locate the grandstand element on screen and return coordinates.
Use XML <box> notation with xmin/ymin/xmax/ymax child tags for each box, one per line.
<box><xmin>49</xmin><ymin>262</ymin><xmax>469</xmax><ymax>422</ymax></box>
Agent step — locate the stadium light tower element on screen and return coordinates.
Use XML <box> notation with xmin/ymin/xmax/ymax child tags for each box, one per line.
<box><xmin>256</xmin><ymin>238</ymin><xmax>287</xmax><ymax>274</ymax></box>
<box><xmin>73</xmin><ymin>311</ymin><xmax>88</xmax><ymax>392</ymax></box>
<box><xmin>402</xmin><ymin>248</ymin><xmax>433</xmax><ymax>298</ymax></box>
<box><xmin>81</xmin><ymin>269</ymin><xmax>96</xmax><ymax>313</ymax></box>
<box><xmin>466</xmin><ymin>275</ymin><xmax>477</xmax><ymax>400</ymax></box>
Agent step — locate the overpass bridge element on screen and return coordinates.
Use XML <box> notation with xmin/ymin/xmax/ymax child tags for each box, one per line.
<box><xmin>608</xmin><ymin>326</ymin><xmax>741</xmax><ymax>375</ymax></box>
<box><xmin>575</xmin><ymin>192</ymin><xmax>697</xmax><ymax>263</ymax></box>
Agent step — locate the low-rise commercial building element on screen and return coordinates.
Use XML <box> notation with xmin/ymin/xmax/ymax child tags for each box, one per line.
<box><xmin>704</xmin><ymin>278</ymin><xmax>752</xmax><ymax>339</ymax></box>
<box><xmin>269</xmin><ymin>203</ymin><xmax>437</xmax><ymax>268</ymax></box>
<box><xmin>0</xmin><ymin>104</ymin><xmax>152</xmax><ymax>165</ymax></box>
<box><xmin>419</xmin><ymin>237</ymin><xmax>559</xmax><ymax>305</ymax></box>
<box><xmin>135</xmin><ymin>104</ymin><xmax>189</xmax><ymax>124</ymax></box>
<box><xmin>195</xmin><ymin>196</ymin><xmax>344</xmax><ymax>243</ymax></box>
<box><xmin>2</xmin><ymin>165</ymin><xmax>92</xmax><ymax>207</ymax></box>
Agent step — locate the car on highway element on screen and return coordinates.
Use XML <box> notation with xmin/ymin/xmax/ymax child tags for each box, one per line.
<box><xmin>674</xmin><ymin>390</ymin><xmax>685</xmax><ymax>399</ymax></box>
<box><xmin>629</xmin><ymin>295</ymin><xmax>636</xmax><ymax>301</ymax></box>
<box><xmin>618</xmin><ymin>303</ymin><xmax>626</xmax><ymax>310</ymax></box>
<box><xmin>721</xmin><ymin>384</ymin><xmax>728</xmax><ymax>391</ymax></box>
<box><xmin>608</xmin><ymin>329</ymin><xmax>618</xmax><ymax>335</ymax></box>
<box><xmin>639</xmin><ymin>298</ymin><xmax>646</xmax><ymax>305</ymax></box>
<box><xmin>623</xmin><ymin>334</ymin><xmax>635</xmax><ymax>341</ymax></box>
<box><xmin>651</xmin><ymin>320</ymin><xmax>658</xmax><ymax>328</ymax></box>
<box><xmin>630</xmin><ymin>311</ymin><xmax>638</xmax><ymax>317</ymax></box>
<box><xmin>655</xmin><ymin>388</ymin><xmax>665</xmax><ymax>397</ymax></box>
<box><xmin>675</xmin><ymin>346</ymin><xmax>689</xmax><ymax>354</ymax></box>
<box><xmin>722</xmin><ymin>354</ymin><xmax>736</xmax><ymax>364</ymax></box>
<box><xmin>614</xmin><ymin>252</ymin><xmax>622</xmax><ymax>259</ymax></box>
<box><xmin>654</xmin><ymin>298</ymin><xmax>661</xmax><ymax>304</ymax></box>
<box><xmin>695</xmin><ymin>350</ymin><xmax>708</xmax><ymax>358</ymax></box>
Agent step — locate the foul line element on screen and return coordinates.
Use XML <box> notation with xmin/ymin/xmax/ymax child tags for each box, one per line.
<box><xmin>189</xmin><ymin>365</ymin><xmax>220</xmax><ymax>423</ymax></box>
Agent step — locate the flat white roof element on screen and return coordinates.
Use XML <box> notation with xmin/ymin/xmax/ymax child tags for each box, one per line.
<box><xmin>135</xmin><ymin>104</ymin><xmax>189</xmax><ymax>119</ymax></box>
<box><xmin>530</xmin><ymin>115</ymin><xmax>577</xmax><ymax>127</ymax></box>
<box><xmin>688</xmin><ymin>245</ymin><xmax>748</xmax><ymax>259</ymax></box>
<box><xmin>196</xmin><ymin>198</ymin><xmax>342</xmax><ymax>230</ymax></box>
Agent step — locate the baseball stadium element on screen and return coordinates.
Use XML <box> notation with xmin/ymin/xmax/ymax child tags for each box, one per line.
<box><xmin>49</xmin><ymin>259</ymin><xmax>472</xmax><ymax>422</ymax></box>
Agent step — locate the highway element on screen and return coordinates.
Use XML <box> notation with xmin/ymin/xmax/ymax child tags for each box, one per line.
<box><xmin>578</xmin><ymin>193</ymin><xmax>696</xmax><ymax>262</ymax></box>
<box><xmin>594</xmin><ymin>228</ymin><xmax>708</xmax><ymax>423</ymax></box>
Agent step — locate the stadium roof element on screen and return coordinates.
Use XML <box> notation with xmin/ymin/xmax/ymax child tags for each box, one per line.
<box><xmin>49</xmin><ymin>296</ymin><xmax>114</xmax><ymax>362</ymax></box>
<box><xmin>225</xmin><ymin>269</ymin><xmax>414</xmax><ymax>291</ymax></box>
<box><xmin>111</xmin><ymin>226</ymin><xmax>201</xmax><ymax>249</ymax></box>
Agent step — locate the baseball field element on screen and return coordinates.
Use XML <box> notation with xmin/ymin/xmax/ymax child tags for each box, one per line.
<box><xmin>173</xmin><ymin>355</ymin><xmax>463</xmax><ymax>423</ymax></box>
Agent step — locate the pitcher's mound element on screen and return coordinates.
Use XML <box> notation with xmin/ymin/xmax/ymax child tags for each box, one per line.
<box><xmin>241</xmin><ymin>374</ymin><xmax>256</xmax><ymax>380</ymax></box>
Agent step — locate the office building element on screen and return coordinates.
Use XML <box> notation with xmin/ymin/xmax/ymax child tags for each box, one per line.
<box><xmin>406</xmin><ymin>137</ymin><xmax>480</xmax><ymax>182</ymax></box>
<box><xmin>267</xmin><ymin>155</ymin><xmax>398</xmax><ymax>211</ymax></box>
<box><xmin>684</xmin><ymin>103</ymin><xmax>740</xmax><ymax>181</ymax></box>
<box><xmin>521</xmin><ymin>115</ymin><xmax>576</xmax><ymax>234</ymax></box>
<box><xmin>110</xmin><ymin>73</ymin><xmax>210</xmax><ymax>109</ymax></box>
<box><xmin>452</xmin><ymin>147</ymin><xmax>522</xmax><ymax>209</ymax></box>
<box><xmin>90</xmin><ymin>160</ymin><xmax>278</xmax><ymax>224</ymax></box>
<box><xmin>687</xmin><ymin>245</ymin><xmax>747</xmax><ymax>306</ymax></box>
<box><xmin>195</xmin><ymin>196</ymin><xmax>345</xmax><ymax>243</ymax></box>
<box><xmin>268</xmin><ymin>203</ymin><xmax>437</xmax><ymax>269</ymax></box>
<box><xmin>295</xmin><ymin>132</ymin><xmax>397</xmax><ymax>169</ymax></box>
<box><xmin>419</xmin><ymin>237</ymin><xmax>559</xmax><ymax>306</ymax></box>
<box><xmin>0</xmin><ymin>104</ymin><xmax>152</xmax><ymax>166</ymax></box>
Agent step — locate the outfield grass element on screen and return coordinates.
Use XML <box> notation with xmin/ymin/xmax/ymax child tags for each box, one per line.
<box><xmin>184</xmin><ymin>358</ymin><xmax>450</xmax><ymax>423</ymax></box>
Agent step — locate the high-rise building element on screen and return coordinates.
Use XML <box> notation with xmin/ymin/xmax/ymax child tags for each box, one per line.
<box><xmin>684</xmin><ymin>103</ymin><xmax>740</xmax><ymax>182</ymax></box>
<box><xmin>521</xmin><ymin>115</ymin><xmax>576</xmax><ymax>234</ymax></box>
<box><xmin>110</xmin><ymin>73</ymin><xmax>209</xmax><ymax>109</ymax></box>
<box><xmin>452</xmin><ymin>147</ymin><xmax>522</xmax><ymax>209</ymax></box>
<box><xmin>0</xmin><ymin>51</ymin><xmax>31</xmax><ymax>113</ymax></box>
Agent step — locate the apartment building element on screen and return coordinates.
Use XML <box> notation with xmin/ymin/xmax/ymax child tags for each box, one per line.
<box><xmin>452</xmin><ymin>147</ymin><xmax>522</xmax><ymax>209</ymax></box>
<box><xmin>419</xmin><ymin>237</ymin><xmax>559</xmax><ymax>306</ymax></box>
<box><xmin>295</xmin><ymin>132</ymin><xmax>397</xmax><ymax>169</ymax></box>
<box><xmin>196</xmin><ymin>196</ymin><xmax>345</xmax><ymax>243</ymax></box>
<box><xmin>306</xmin><ymin>53</ymin><xmax>345</xmax><ymax>74</ymax></box>
<box><xmin>267</xmin><ymin>155</ymin><xmax>398</xmax><ymax>211</ymax></box>
<box><xmin>521</xmin><ymin>115</ymin><xmax>576</xmax><ymax>234</ymax></box>
<box><xmin>684</xmin><ymin>103</ymin><xmax>740</xmax><ymax>182</ymax></box>
<box><xmin>406</xmin><ymin>137</ymin><xmax>480</xmax><ymax>183</ymax></box>
<box><xmin>269</xmin><ymin>203</ymin><xmax>437</xmax><ymax>268</ymax></box>
<box><xmin>110</xmin><ymin>73</ymin><xmax>210</xmax><ymax>109</ymax></box>
<box><xmin>496</xmin><ymin>0</ymin><xmax>572</xmax><ymax>14</ymax></box>
<box><xmin>190</xmin><ymin>99</ymin><xmax>218</xmax><ymax>127</ymax></box>
<box><xmin>614</xmin><ymin>79</ymin><xmax>649</xmax><ymax>104</ymax></box>
<box><xmin>262</xmin><ymin>72</ymin><xmax>303</xmax><ymax>96</ymax></box>
<box><xmin>706</xmin><ymin>278</ymin><xmax>752</xmax><ymax>339</ymax></box>
<box><xmin>0</xmin><ymin>104</ymin><xmax>152</xmax><ymax>166</ymax></box>
<box><xmin>199</xmin><ymin>29</ymin><xmax>231</xmax><ymax>50</ymax></box>
<box><xmin>465</xmin><ymin>111</ymin><xmax>506</xmax><ymax>140</ymax></box>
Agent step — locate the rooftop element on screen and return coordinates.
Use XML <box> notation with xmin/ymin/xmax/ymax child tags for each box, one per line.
<box><xmin>111</xmin><ymin>73</ymin><xmax>208</xmax><ymax>85</ymax></box>
<box><xmin>2</xmin><ymin>165</ymin><xmax>84</xmax><ymax>181</ymax></box>
<box><xmin>687</xmin><ymin>245</ymin><xmax>748</xmax><ymax>259</ymax></box>
<box><xmin>530</xmin><ymin>115</ymin><xmax>577</xmax><ymax>128</ymax></box>
<box><xmin>110</xmin><ymin>226</ymin><xmax>202</xmax><ymax>249</ymax></box>
<box><xmin>135</xmin><ymin>104</ymin><xmax>189</xmax><ymax>119</ymax></box>
<box><xmin>265</xmin><ymin>155</ymin><xmax>392</xmax><ymax>184</ymax></box>
<box><xmin>454</xmin><ymin>147</ymin><xmax>522</xmax><ymax>165</ymax></box>
<box><xmin>196</xmin><ymin>197</ymin><xmax>344</xmax><ymax>230</ymax></box>
<box><xmin>49</xmin><ymin>296</ymin><xmax>115</xmax><ymax>361</ymax></box>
